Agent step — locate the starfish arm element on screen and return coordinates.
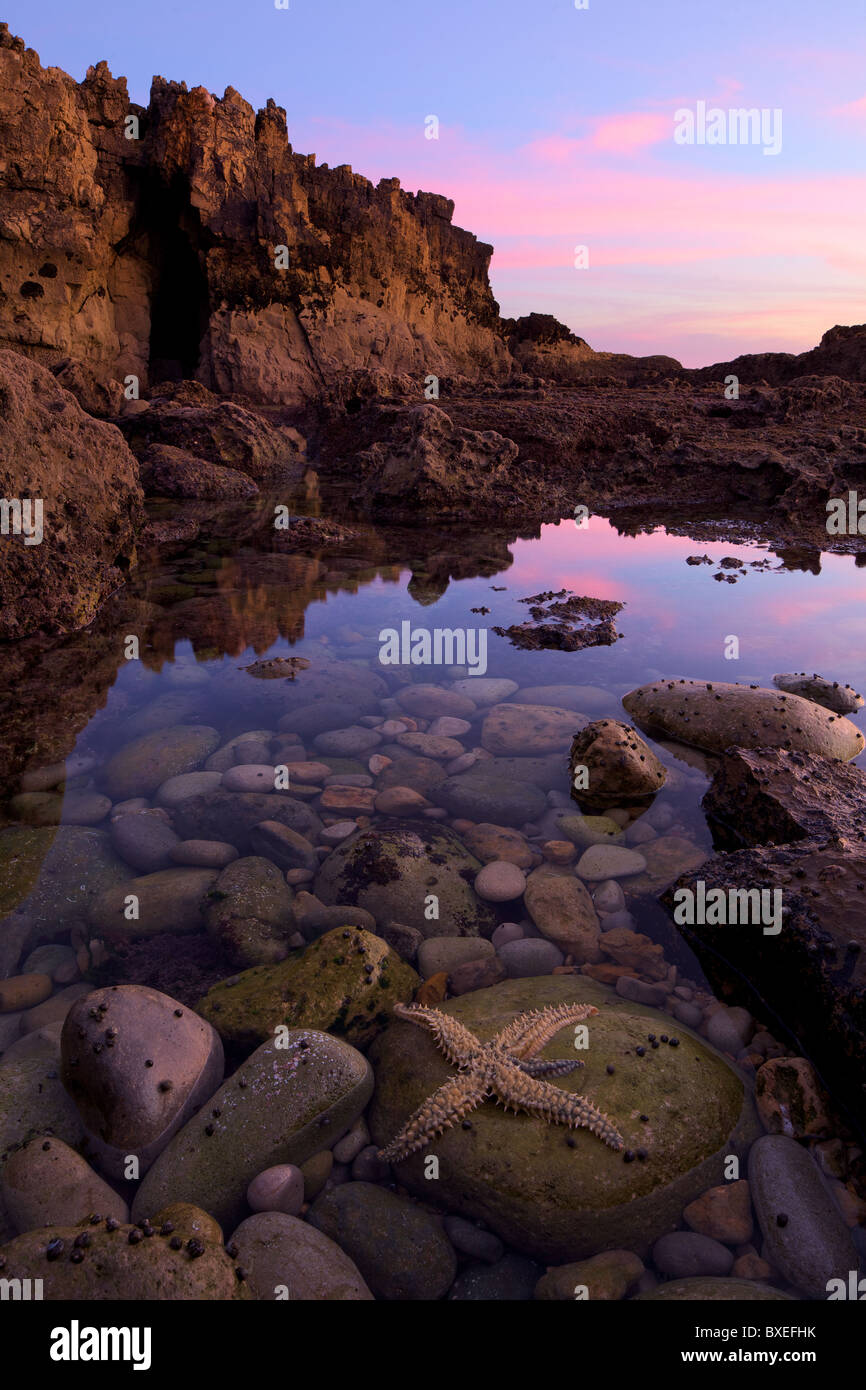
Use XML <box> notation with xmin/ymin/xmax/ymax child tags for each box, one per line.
<box><xmin>392</xmin><ymin>1002</ymin><xmax>483</xmax><ymax>1068</ymax></box>
<box><xmin>494</xmin><ymin>1003</ymin><xmax>600</xmax><ymax>1059</ymax></box>
<box><xmin>518</xmin><ymin>1056</ymin><xmax>585</xmax><ymax>1079</ymax></box>
<box><xmin>490</xmin><ymin>1058</ymin><xmax>624</xmax><ymax>1152</ymax></box>
<box><xmin>376</xmin><ymin>1073</ymin><xmax>488</xmax><ymax>1163</ymax></box>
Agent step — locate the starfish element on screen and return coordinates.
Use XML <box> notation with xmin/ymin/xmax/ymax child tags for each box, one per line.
<box><xmin>377</xmin><ymin>1001</ymin><xmax>624</xmax><ymax>1162</ymax></box>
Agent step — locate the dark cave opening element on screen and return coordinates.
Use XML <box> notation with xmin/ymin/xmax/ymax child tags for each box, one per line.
<box><xmin>145</xmin><ymin>173</ymin><xmax>211</xmax><ymax>384</ymax></box>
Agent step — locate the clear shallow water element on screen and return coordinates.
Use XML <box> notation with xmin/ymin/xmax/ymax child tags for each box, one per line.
<box><xmin>2</xmin><ymin>507</ymin><xmax>865</xmax><ymax>1299</ymax></box>
<box><xmin>68</xmin><ymin>511</ymin><xmax>866</xmax><ymax>775</ymax></box>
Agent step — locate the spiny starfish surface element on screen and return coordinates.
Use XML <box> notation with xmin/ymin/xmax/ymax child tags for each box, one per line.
<box><xmin>377</xmin><ymin>1001</ymin><xmax>624</xmax><ymax>1162</ymax></box>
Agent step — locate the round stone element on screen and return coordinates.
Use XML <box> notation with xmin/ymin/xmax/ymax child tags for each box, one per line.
<box><xmin>314</xmin><ymin>824</ymin><xmax>495</xmax><ymax>939</ymax></box>
<box><xmin>396</xmin><ymin>684</ymin><xmax>476</xmax><ymax>718</ymax></box>
<box><xmin>222</xmin><ymin>765</ymin><xmax>281</xmax><ymax>793</ymax></box>
<box><xmin>497</xmin><ymin>938</ymin><xmax>564</xmax><ymax>978</ymax></box>
<box><xmin>474</xmin><ymin>861</ymin><xmax>527</xmax><ymax>903</ymax></box>
<box><xmin>575</xmin><ymin>845</ymin><xmax>647</xmax><ymax>881</ymax></box>
<box><xmin>246</xmin><ymin>1164</ymin><xmax>305</xmax><ymax>1217</ymax></box>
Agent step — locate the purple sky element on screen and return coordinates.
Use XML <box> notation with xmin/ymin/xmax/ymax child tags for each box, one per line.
<box><xmin>7</xmin><ymin>0</ymin><xmax>865</xmax><ymax>365</ymax></box>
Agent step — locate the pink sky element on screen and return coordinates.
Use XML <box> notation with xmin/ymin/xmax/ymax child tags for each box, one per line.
<box><xmin>295</xmin><ymin>96</ymin><xmax>866</xmax><ymax>366</ymax></box>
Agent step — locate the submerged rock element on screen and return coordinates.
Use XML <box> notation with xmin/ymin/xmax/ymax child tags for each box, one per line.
<box><xmin>88</xmin><ymin>868</ymin><xmax>218</xmax><ymax>938</ymax></box>
<box><xmin>204</xmin><ymin>856</ymin><xmax>295</xmax><ymax>968</ymax></box>
<box><xmin>196</xmin><ymin>927</ymin><xmax>418</xmax><ymax>1051</ymax></box>
<box><xmin>622</xmin><ymin>679</ymin><xmax>864</xmax><ymax>760</ymax></box>
<box><xmin>314</xmin><ymin>823</ymin><xmax>495</xmax><ymax>938</ymax></box>
<box><xmin>170</xmin><ymin>790</ymin><xmax>322</xmax><ymax>850</ymax></box>
<box><xmin>308</xmin><ymin>1181</ymin><xmax>457</xmax><ymax>1300</ymax></box>
<box><xmin>60</xmin><ymin>985</ymin><xmax>224</xmax><ymax>1179</ymax></box>
<box><xmin>749</xmin><ymin>1134</ymin><xmax>859</xmax><ymax>1299</ymax></box>
<box><xmin>569</xmin><ymin>719</ymin><xmax>667</xmax><ymax>810</ymax></box>
<box><xmin>229</xmin><ymin>1211</ymin><xmax>373</xmax><ymax>1300</ymax></box>
<box><xmin>481</xmin><ymin>703</ymin><xmax>584</xmax><ymax>756</ymax></box>
<box><xmin>368</xmin><ymin>976</ymin><xmax>758</xmax><ymax>1263</ymax></box>
<box><xmin>0</xmin><ymin>825</ymin><xmax>128</xmax><ymax>958</ymax></box>
<box><xmin>0</xmin><ymin>1220</ymin><xmax>248</xmax><ymax>1299</ymax></box>
<box><xmin>132</xmin><ymin>1032</ymin><xmax>374</xmax><ymax>1231</ymax></box>
<box><xmin>773</xmin><ymin>672</ymin><xmax>863</xmax><ymax>714</ymax></box>
<box><xmin>101</xmin><ymin>726</ymin><xmax>221</xmax><ymax>800</ymax></box>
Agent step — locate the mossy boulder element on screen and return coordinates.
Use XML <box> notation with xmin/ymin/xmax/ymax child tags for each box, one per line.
<box><xmin>622</xmin><ymin>679</ymin><xmax>864</xmax><ymax>761</ymax></box>
<box><xmin>197</xmin><ymin>927</ymin><xmax>418</xmax><ymax>1051</ymax></box>
<box><xmin>132</xmin><ymin>1031</ymin><xmax>373</xmax><ymax>1231</ymax></box>
<box><xmin>314</xmin><ymin>822</ymin><xmax>495</xmax><ymax>939</ymax></box>
<box><xmin>101</xmin><ymin>725</ymin><xmax>221</xmax><ymax>799</ymax></box>
<box><xmin>368</xmin><ymin>976</ymin><xmax>759</xmax><ymax>1263</ymax></box>
<box><xmin>0</xmin><ymin>1219</ymin><xmax>249</xmax><ymax>1299</ymax></box>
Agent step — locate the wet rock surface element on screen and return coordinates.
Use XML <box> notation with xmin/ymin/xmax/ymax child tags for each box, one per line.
<box><xmin>368</xmin><ymin>976</ymin><xmax>758</xmax><ymax>1263</ymax></box>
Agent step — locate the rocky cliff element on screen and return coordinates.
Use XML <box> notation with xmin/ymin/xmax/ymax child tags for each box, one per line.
<box><xmin>0</xmin><ymin>23</ymin><xmax>511</xmax><ymax>407</ymax></box>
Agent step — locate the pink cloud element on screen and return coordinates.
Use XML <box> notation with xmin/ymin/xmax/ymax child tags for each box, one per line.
<box><xmin>589</xmin><ymin>111</ymin><xmax>671</xmax><ymax>153</ymax></box>
<box><xmin>287</xmin><ymin>113</ymin><xmax>865</xmax><ymax>365</ymax></box>
<box><xmin>832</xmin><ymin>94</ymin><xmax>866</xmax><ymax>119</ymax></box>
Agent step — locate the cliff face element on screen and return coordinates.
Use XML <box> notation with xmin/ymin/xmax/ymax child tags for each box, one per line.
<box><xmin>0</xmin><ymin>24</ymin><xmax>511</xmax><ymax>406</ymax></box>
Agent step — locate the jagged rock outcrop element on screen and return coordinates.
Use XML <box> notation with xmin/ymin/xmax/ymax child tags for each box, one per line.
<box><xmin>0</xmin><ymin>350</ymin><xmax>142</xmax><ymax>639</ymax></box>
<box><xmin>688</xmin><ymin>324</ymin><xmax>866</xmax><ymax>388</ymax></box>
<box><xmin>0</xmin><ymin>24</ymin><xmax>511</xmax><ymax>407</ymax></box>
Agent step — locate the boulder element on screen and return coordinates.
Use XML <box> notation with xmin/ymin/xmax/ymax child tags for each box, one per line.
<box><xmin>0</xmin><ymin>1220</ymin><xmax>248</xmax><ymax>1299</ymax></box>
<box><xmin>229</xmin><ymin>1211</ymin><xmax>373</xmax><ymax>1300</ymax></box>
<box><xmin>101</xmin><ymin>726</ymin><xmax>221</xmax><ymax>800</ymax></box>
<box><xmin>314</xmin><ymin>823</ymin><xmax>495</xmax><ymax>939</ymax></box>
<box><xmin>569</xmin><ymin>719</ymin><xmax>667</xmax><ymax>810</ymax></box>
<box><xmin>622</xmin><ymin>679</ymin><xmax>864</xmax><ymax>760</ymax></box>
<box><xmin>368</xmin><ymin>976</ymin><xmax>759</xmax><ymax>1262</ymax></box>
<box><xmin>131</xmin><ymin>1033</ymin><xmax>373</xmax><ymax>1231</ymax></box>
<box><xmin>0</xmin><ymin>350</ymin><xmax>141</xmax><ymax>640</ymax></box>
<box><xmin>196</xmin><ymin>927</ymin><xmax>418</xmax><ymax>1051</ymax></box>
<box><xmin>0</xmin><ymin>1135</ymin><xmax>128</xmax><ymax>1233</ymax></box>
<box><xmin>60</xmin><ymin>985</ymin><xmax>224</xmax><ymax>1178</ymax></box>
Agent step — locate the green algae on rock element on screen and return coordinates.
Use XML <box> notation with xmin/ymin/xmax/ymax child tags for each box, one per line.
<box><xmin>131</xmin><ymin>1031</ymin><xmax>373</xmax><ymax>1231</ymax></box>
<box><xmin>622</xmin><ymin>679</ymin><xmax>864</xmax><ymax>761</ymax></box>
<box><xmin>0</xmin><ymin>1219</ymin><xmax>249</xmax><ymax>1299</ymax></box>
<box><xmin>197</xmin><ymin>926</ymin><xmax>418</xmax><ymax>1052</ymax></box>
<box><xmin>314</xmin><ymin>822</ymin><xmax>495</xmax><ymax>938</ymax></box>
<box><xmin>368</xmin><ymin>976</ymin><xmax>759</xmax><ymax>1264</ymax></box>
